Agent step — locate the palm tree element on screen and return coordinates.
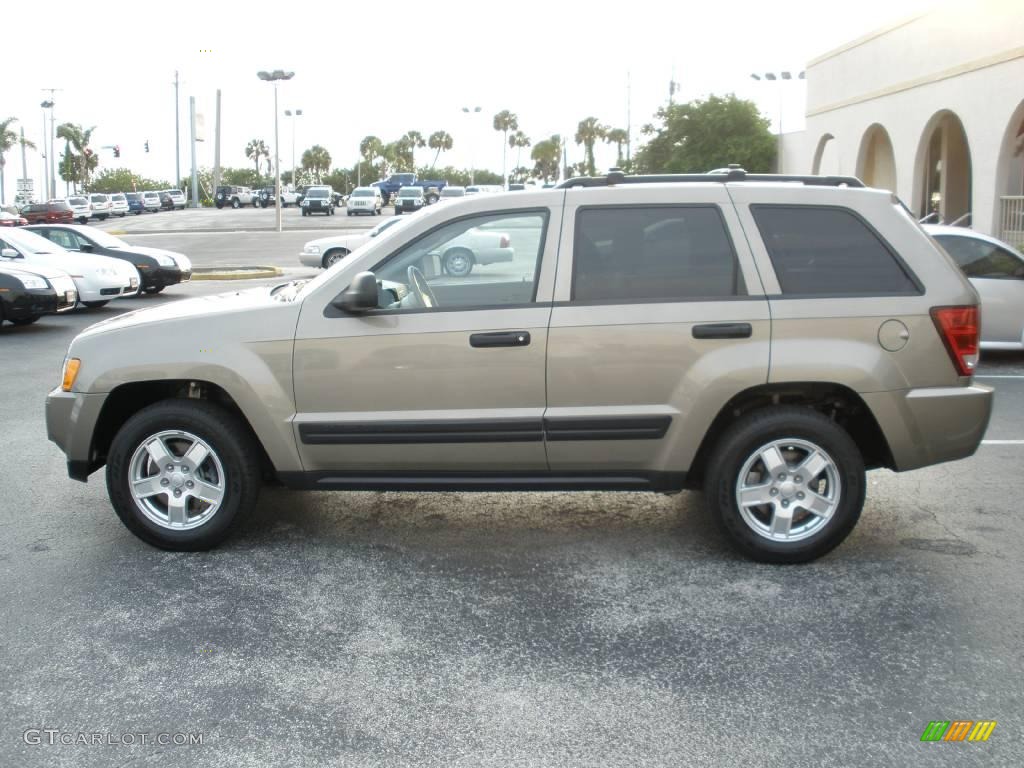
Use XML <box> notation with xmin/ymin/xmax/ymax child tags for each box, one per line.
<box><xmin>404</xmin><ymin>131</ymin><xmax>425</xmax><ymax>168</ymax></box>
<box><xmin>245</xmin><ymin>139</ymin><xmax>270</xmax><ymax>182</ymax></box>
<box><xmin>358</xmin><ymin>135</ymin><xmax>384</xmax><ymax>184</ymax></box>
<box><xmin>0</xmin><ymin>118</ymin><xmax>35</xmax><ymax>206</ymax></box>
<box><xmin>575</xmin><ymin>117</ymin><xmax>608</xmax><ymax>177</ymax></box>
<box><xmin>56</xmin><ymin>123</ymin><xmax>97</xmax><ymax>191</ymax></box>
<box><xmin>531</xmin><ymin>135</ymin><xmax>562</xmax><ymax>182</ymax></box>
<box><xmin>605</xmin><ymin>128</ymin><xmax>629</xmax><ymax>167</ymax></box>
<box><xmin>508</xmin><ymin>131</ymin><xmax>531</xmax><ymax>173</ymax></box>
<box><xmin>492</xmin><ymin>110</ymin><xmax>519</xmax><ymax>188</ymax></box>
<box><xmin>301</xmin><ymin>145</ymin><xmax>332</xmax><ymax>183</ymax></box>
<box><xmin>427</xmin><ymin>131</ymin><xmax>453</xmax><ymax>168</ymax></box>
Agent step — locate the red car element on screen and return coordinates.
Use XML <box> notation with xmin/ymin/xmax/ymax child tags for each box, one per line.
<box><xmin>20</xmin><ymin>201</ymin><xmax>74</xmax><ymax>225</ymax></box>
<box><xmin>0</xmin><ymin>211</ymin><xmax>28</xmax><ymax>227</ymax></box>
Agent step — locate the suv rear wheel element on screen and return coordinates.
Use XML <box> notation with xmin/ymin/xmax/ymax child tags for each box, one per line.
<box><xmin>323</xmin><ymin>248</ymin><xmax>349</xmax><ymax>268</ymax></box>
<box><xmin>705</xmin><ymin>406</ymin><xmax>865</xmax><ymax>563</ymax></box>
<box><xmin>106</xmin><ymin>400</ymin><xmax>260</xmax><ymax>551</ymax></box>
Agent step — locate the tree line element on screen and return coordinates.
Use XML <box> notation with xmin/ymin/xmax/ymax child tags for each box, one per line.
<box><xmin>1</xmin><ymin>95</ymin><xmax>776</xmax><ymax>201</ymax></box>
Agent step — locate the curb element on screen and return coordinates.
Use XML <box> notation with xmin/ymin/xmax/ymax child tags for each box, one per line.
<box><xmin>190</xmin><ymin>266</ymin><xmax>284</xmax><ymax>281</ymax></box>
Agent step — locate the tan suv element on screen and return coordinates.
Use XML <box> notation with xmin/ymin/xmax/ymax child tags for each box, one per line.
<box><xmin>45</xmin><ymin>171</ymin><xmax>993</xmax><ymax>562</ymax></box>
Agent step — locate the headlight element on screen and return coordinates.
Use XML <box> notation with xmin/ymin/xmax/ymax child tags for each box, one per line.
<box><xmin>153</xmin><ymin>254</ymin><xmax>175</xmax><ymax>267</ymax></box>
<box><xmin>18</xmin><ymin>275</ymin><xmax>48</xmax><ymax>290</ymax></box>
<box><xmin>304</xmin><ymin>245</ymin><xmax>320</xmax><ymax>254</ymax></box>
<box><xmin>301</xmin><ymin>200</ymin><xmax>309</xmax><ymax>206</ymax></box>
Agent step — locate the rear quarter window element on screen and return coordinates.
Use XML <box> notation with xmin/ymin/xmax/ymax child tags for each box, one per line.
<box><xmin>752</xmin><ymin>205</ymin><xmax>919</xmax><ymax>295</ymax></box>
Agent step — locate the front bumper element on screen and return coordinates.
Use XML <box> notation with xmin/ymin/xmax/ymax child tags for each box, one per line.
<box><xmin>299</xmin><ymin>251</ymin><xmax>322</xmax><ymax>267</ymax></box>
<box><xmin>863</xmin><ymin>384</ymin><xmax>994</xmax><ymax>471</ymax></box>
<box><xmin>138</xmin><ymin>266</ymin><xmax>185</xmax><ymax>290</ymax></box>
<box><xmin>46</xmin><ymin>388</ymin><xmax>109</xmax><ymax>481</ymax></box>
<box><xmin>5</xmin><ymin>288</ymin><xmax>58</xmax><ymax>320</ymax></box>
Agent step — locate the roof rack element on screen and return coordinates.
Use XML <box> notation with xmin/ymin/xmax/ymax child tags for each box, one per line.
<box><xmin>556</xmin><ymin>169</ymin><xmax>864</xmax><ymax>189</ymax></box>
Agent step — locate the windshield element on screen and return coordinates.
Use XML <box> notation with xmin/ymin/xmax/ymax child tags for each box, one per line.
<box><xmin>84</xmin><ymin>229</ymin><xmax>129</xmax><ymax>248</ymax></box>
<box><xmin>90</xmin><ymin>195</ymin><xmax>106</xmax><ymax>202</ymax></box>
<box><xmin>369</xmin><ymin>217</ymin><xmax>407</xmax><ymax>237</ymax></box>
<box><xmin>143</xmin><ymin>192</ymin><xmax>158</xmax><ymax>199</ymax></box>
<box><xmin>1</xmin><ymin>227</ymin><xmax>62</xmax><ymax>254</ymax></box>
<box><xmin>69</xmin><ymin>197</ymin><xmax>87</xmax><ymax>205</ymax></box>
<box><xmin>126</xmin><ymin>193</ymin><xmax>140</xmax><ymax>200</ymax></box>
<box><xmin>352</xmin><ymin>189</ymin><xmax>374</xmax><ymax>197</ymax></box>
<box><xmin>399</xmin><ymin>188</ymin><xmax>421</xmax><ymax>197</ymax></box>
<box><xmin>440</xmin><ymin>188</ymin><xmax>465</xmax><ymax>197</ymax></box>
<box><xmin>307</xmin><ymin>189</ymin><xmax>329</xmax><ymax>198</ymax></box>
<box><xmin>111</xmin><ymin>194</ymin><xmax>125</xmax><ymax>201</ymax></box>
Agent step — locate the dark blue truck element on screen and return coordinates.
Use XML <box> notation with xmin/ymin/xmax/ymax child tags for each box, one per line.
<box><xmin>371</xmin><ymin>173</ymin><xmax>447</xmax><ymax>205</ymax></box>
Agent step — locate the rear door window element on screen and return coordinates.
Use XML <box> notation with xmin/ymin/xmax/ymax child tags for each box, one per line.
<box><xmin>572</xmin><ymin>205</ymin><xmax>745</xmax><ymax>302</ymax></box>
<box><xmin>751</xmin><ymin>205</ymin><xmax>919</xmax><ymax>295</ymax></box>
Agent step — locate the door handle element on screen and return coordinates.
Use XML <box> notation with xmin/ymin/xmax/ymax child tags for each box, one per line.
<box><xmin>470</xmin><ymin>331</ymin><xmax>531</xmax><ymax>348</ymax></box>
<box><xmin>692</xmin><ymin>323</ymin><xmax>753</xmax><ymax>339</ymax></box>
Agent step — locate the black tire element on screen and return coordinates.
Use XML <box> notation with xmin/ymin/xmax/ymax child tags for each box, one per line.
<box><xmin>78</xmin><ymin>217</ymin><xmax>88</xmax><ymax>224</ymax></box>
<box><xmin>106</xmin><ymin>400</ymin><xmax>260</xmax><ymax>551</ymax></box>
<box><xmin>443</xmin><ymin>248</ymin><xmax>474</xmax><ymax>277</ymax></box>
<box><xmin>215</xmin><ymin>202</ymin><xmax>224</xmax><ymax>209</ymax></box>
<box><xmin>395</xmin><ymin>209</ymin><xmax>401</xmax><ymax>216</ymax></box>
<box><xmin>347</xmin><ymin>211</ymin><xmax>353</xmax><ymax>217</ymax></box>
<box><xmin>322</xmin><ymin>249</ymin><xmax>349</xmax><ymax>269</ymax></box>
<box><xmin>231</xmin><ymin>198</ymin><xmax>240</xmax><ymax>209</ymax></box>
<box><xmin>704</xmin><ymin>406</ymin><xmax>865</xmax><ymax>564</ymax></box>
<box><xmin>9</xmin><ymin>315</ymin><xmax>40</xmax><ymax>326</ymax></box>
<box><xmin>426</xmin><ymin>193</ymin><xmax>439</xmax><ymax>205</ymax></box>
<box><xmin>82</xmin><ymin>300</ymin><xmax>110</xmax><ymax>308</ymax></box>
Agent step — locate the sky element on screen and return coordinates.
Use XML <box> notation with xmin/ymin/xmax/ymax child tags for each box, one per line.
<box><xmin>2</xmin><ymin>0</ymin><xmax>941</xmax><ymax>201</ymax></box>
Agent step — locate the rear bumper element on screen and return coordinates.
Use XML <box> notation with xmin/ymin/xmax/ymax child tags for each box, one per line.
<box><xmin>863</xmin><ymin>384</ymin><xmax>994</xmax><ymax>471</ymax></box>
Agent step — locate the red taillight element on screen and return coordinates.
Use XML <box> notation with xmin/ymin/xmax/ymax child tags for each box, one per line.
<box><xmin>930</xmin><ymin>305</ymin><xmax>979</xmax><ymax>376</ymax></box>
<box><xmin>499</xmin><ymin>234</ymin><xmax>510</xmax><ymax>248</ymax></box>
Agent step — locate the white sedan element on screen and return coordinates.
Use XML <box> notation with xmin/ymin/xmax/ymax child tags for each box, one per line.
<box><xmin>0</xmin><ymin>227</ymin><xmax>140</xmax><ymax>308</ymax></box>
<box><xmin>926</xmin><ymin>225</ymin><xmax>1024</xmax><ymax>350</ymax></box>
<box><xmin>300</xmin><ymin>216</ymin><xmax>409</xmax><ymax>269</ymax></box>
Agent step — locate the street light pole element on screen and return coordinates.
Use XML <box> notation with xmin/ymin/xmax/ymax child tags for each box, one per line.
<box><xmin>258</xmin><ymin>70</ymin><xmax>295</xmax><ymax>233</ymax></box>
<box><xmin>461</xmin><ymin>106</ymin><xmax>481</xmax><ymax>185</ymax></box>
<box><xmin>750</xmin><ymin>71</ymin><xmax>805</xmax><ymax>173</ymax></box>
<box><xmin>41</xmin><ymin>90</ymin><xmax>59</xmax><ymax>199</ymax></box>
<box><xmin>285</xmin><ymin>109</ymin><xmax>302</xmax><ymax>189</ymax></box>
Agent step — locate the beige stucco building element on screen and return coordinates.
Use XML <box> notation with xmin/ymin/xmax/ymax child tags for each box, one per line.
<box><xmin>780</xmin><ymin>0</ymin><xmax>1024</xmax><ymax>244</ymax></box>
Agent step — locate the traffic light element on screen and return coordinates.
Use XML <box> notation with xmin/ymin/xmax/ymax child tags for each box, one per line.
<box><xmin>113</xmin><ymin>145</ymin><xmax>120</xmax><ymax>158</ymax></box>
<box><xmin>144</xmin><ymin>140</ymin><xmax>150</xmax><ymax>153</ymax></box>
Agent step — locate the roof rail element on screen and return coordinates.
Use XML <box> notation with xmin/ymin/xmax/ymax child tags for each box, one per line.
<box><xmin>555</xmin><ymin>171</ymin><xmax>865</xmax><ymax>189</ymax></box>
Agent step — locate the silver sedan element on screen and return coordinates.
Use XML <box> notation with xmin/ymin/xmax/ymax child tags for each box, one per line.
<box><xmin>927</xmin><ymin>224</ymin><xmax>1024</xmax><ymax>350</ymax></box>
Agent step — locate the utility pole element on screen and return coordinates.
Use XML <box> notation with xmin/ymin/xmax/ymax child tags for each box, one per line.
<box><xmin>626</xmin><ymin>71</ymin><xmax>632</xmax><ymax>167</ymax></box>
<box><xmin>174</xmin><ymin>71</ymin><xmax>181</xmax><ymax>189</ymax></box>
<box><xmin>190</xmin><ymin>96</ymin><xmax>199</xmax><ymax>208</ymax></box>
<box><xmin>40</xmin><ymin>112</ymin><xmax>48</xmax><ymax>200</ymax></box>
<box><xmin>20</xmin><ymin>126</ymin><xmax>28</xmax><ymax>182</ymax></box>
<box><xmin>213</xmin><ymin>89</ymin><xmax>222</xmax><ymax>200</ymax></box>
<box><xmin>41</xmin><ymin>88</ymin><xmax>60</xmax><ymax>200</ymax></box>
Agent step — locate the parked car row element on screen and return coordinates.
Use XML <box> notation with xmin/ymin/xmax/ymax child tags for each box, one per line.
<box><xmin>0</xmin><ymin>223</ymin><xmax>193</xmax><ymax>328</ymax></box>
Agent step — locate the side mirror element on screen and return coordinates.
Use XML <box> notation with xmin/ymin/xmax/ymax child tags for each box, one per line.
<box><xmin>80</xmin><ymin>243</ymin><xmax>93</xmax><ymax>253</ymax></box>
<box><xmin>1</xmin><ymin>248</ymin><xmax>21</xmax><ymax>259</ymax></box>
<box><xmin>332</xmin><ymin>271</ymin><xmax>379</xmax><ymax>312</ymax></box>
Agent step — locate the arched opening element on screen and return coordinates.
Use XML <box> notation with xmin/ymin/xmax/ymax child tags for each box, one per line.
<box><xmin>993</xmin><ymin>100</ymin><xmax>1024</xmax><ymax>246</ymax></box>
<box><xmin>811</xmin><ymin>133</ymin><xmax>835</xmax><ymax>175</ymax></box>
<box><xmin>856</xmin><ymin>124</ymin><xmax>897</xmax><ymax>191</ymax></box>
<box><xmin>914</xmin><ymin>111</ymin><xmax>972</xmax><ymax>224</ymax></box>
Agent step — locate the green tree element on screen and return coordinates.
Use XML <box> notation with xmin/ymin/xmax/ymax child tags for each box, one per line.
<box><xmin>301</xmin><ymin>144</ymin><xmax>332</xmax><ymax>183</ymax></box>
<box><xmin>91</xmin><ymin>167</ymin><xmax>171</xmax><ymax>194</ymax></box>
<box><xmin>382</xmin><ymin>138</ymin><xmax>414</xmax><ymax>173</ymax></box>
<box><xmin>56</xmin><ymin>123</ymin><xmax>98</xmax><ymax>191</ymax></box>
<box><xmin>359</xmin><ymin>135</ymin><xmax>383</xmax><ymax>166</ymax></box>
<box><xmin>492</xmin><ymin>110</ymin><xmax>518</xmax><ymax>187</ymax></box>
<box><xmin>427</xmin><ymin>130</ymin><xmax>453</xmax><ymax>168</ymax></box>
<box><xmin>245</xmin><ymin>139</ymin><xmax>269</xmax><ymax>180</ymax></box>
<box><xmin>530</xmin><ymin>135</ymin><xmax>561</xmax><ymax>182</ymax></box>
<box><xmin>322</xmin><ymin>168</ymin><xmax>351</xmax><ymax>193</ymax></box>
<box><xmin>509</xmin><ymin>130</ymin><xmax>531</xmax><ymax>173</ymax></box>
<box><xmin>605</xmin><ymin>128</ymin><xmax>629</xmax><ymax>167</ymax></box>
<box><xmin>0</xmin><ymin>117</ymin><xmax>35</xmax><ymax>206</ymax></box>
<box><xmin>575</xmin><ymin>117</ymin><xmax>608</xmax><ymax>177</ymax></box>
<box><xmin>403</xmin><ymin>131</ymin><xmax>425</xmax><ymax>168</ymax></box>
<box><xmin>633</xmin><ymin>94</ymin><xmax>775</xmax><ymax>173</ymax></box>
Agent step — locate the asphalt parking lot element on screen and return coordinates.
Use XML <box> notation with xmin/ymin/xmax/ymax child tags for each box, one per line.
<box><xmin>1</xmin><ymin>218</ymin><xmax>1022</xmax><ymax>766</ymax></box>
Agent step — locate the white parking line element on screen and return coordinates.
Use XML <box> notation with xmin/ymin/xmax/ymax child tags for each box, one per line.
<box><xmin>981</xmin><ymin>440</ymin><xmax>1024</xmax><ymax>445</ymax></box>
<box><xmin>975</xmin><ymin>375</ymin><xmax>1024</xmax><ymax>379</ymax></box>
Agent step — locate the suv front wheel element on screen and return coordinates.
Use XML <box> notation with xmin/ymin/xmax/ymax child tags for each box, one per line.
<box><xmin>705</xmin><ymin>407</ymin><xmax>865</xmax><ymax>564</ymax></box>
<box><xmin>106</xmin><ymin>400</ymin><xmax>260</xmax><ymax>551</ymax></box>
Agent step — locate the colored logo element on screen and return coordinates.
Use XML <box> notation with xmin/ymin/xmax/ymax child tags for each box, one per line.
<box><xmin>921</xmin><ymin>721</ymin><xmax>997</xmax><ymax>742</ymax></box>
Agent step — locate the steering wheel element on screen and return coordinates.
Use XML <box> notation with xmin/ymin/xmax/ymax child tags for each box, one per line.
<box><xmin>407</xmin><ymin>265</ymin><xmax>438</xmax><ymax>309</ymax></box>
